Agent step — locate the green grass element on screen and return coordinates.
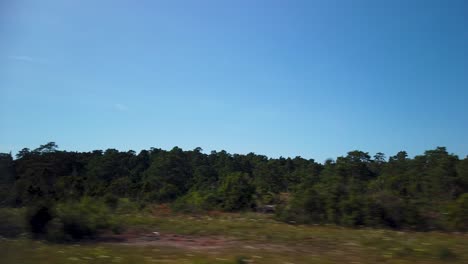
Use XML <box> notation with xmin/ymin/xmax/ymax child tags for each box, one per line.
<box><xmin>1</xmin><ymin>209</ymin><xmax>467</xmax><ymax>264</ymax></box>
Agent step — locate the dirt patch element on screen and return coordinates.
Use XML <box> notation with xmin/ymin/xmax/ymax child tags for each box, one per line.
<box><xmin>100</xmin><ymin>230</ymin><xmax>238</xmax><ymax>250</ymax></box>
<box><xmin>99</xmin><ymin>229</ymin><xmax>315</xmax><ymax>253</ymax></box>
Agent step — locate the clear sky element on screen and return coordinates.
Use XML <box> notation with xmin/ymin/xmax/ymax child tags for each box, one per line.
<box><xmin>1</xmin><ymin>0</ymin><xmax>467</xmax><ymax>162</ymax></box>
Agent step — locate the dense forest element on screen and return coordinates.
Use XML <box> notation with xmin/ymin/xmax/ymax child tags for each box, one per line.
<box><xmin>1</xmin><ymin>142</ymin><xmax>467</xmax><ymax>234</ymax></box>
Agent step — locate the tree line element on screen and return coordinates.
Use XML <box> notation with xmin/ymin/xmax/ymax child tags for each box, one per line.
<box><xmin>0</xmin><ymin>142</ymin><xmax>467</xmax><ymax>231</ymax></box>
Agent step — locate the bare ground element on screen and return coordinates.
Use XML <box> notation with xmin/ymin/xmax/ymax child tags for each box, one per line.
<box><xmin>99</xmin><ymin>230</ymin><xmax>301</xmax><ymax>253</ymax></box>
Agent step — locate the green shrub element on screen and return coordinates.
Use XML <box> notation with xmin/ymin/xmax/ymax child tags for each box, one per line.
<box><xmin>103</xmin><ymin>193</ymin><xmax>119</xmax><ymax>209</ymax></box>
<box><xmin>275</xmin><ymin>187</ymin><xmax>326</xmax><ymax>224</ymax></box>
<box><xmin>254</xmin><ymin>191</ymin><xmax>279</xmax><ymax>206</ymax></box>
<box><xmin>0</xmin><ymin>208</ymin><xmax>27</xmax><ymax>237</ymax></box>
<box><xmin>339</xmin><ymin>195</ymin><xmax>366</xmax><ymax>226</ymax></box>
<box><xmin>448</xmin><ymin>193</ymin><xmax>468</xmax><ymax>231</ymax></box>
<box><xmin>217</xmin><ymin>172</ymin><xmax>255</xmax><ymax>211</ymax></box>
<box><xmin>364</xmin><ymin>192</ymin><xmax>425</xmax><ymax>229</ymax></box>
<box><xmin>172</xmin><ymin>191</ymin><xmax>218</xmax><ymax>213</ymax></box>
<box><xmin>26</xmin><ymin>205</ymin><xmax>53</xmax><ymax>235</ymax></box>
<box><xmin>115</xmin><ymin>198</ymin><xmax>139</xmax><ymax>214</ymax></box>
<box><xmin>45</xmin><ymin>217</ymin><xmax>69</xmax><ymax>242</ymax></box>
<box><xmin>275</xmin><ymin>206</ymin><xmax>314</xmax><ymax>225</ymax></box>
<box><xmin>50</xmin><ymin>197</ymin><xmax>119</xmax><ymax>241</ymax></box>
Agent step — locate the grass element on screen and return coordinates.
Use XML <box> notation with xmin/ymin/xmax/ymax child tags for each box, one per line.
<box><xmin>1</xmin><ymin>207</ymin><xmax>467</xmax><ymax>264</ymax></box>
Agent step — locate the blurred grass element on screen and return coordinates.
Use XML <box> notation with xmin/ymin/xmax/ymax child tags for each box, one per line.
<box><xmin>1</xmin><ymin>208</ymin><xmax>467</xmax><ymax>263</ymax></box>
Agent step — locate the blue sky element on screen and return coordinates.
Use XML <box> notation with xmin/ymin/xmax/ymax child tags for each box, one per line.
<box><xmin>1</xmin><ymin>0</ymin><xmax>467</xmax><ymax>162</ymax></box>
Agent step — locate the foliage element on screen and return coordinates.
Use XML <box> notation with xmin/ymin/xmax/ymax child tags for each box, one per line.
<box><xmin>447</xmin><ymin>193</ymin><xmax>468</xmax><ymax>231</ymax></box>
<box><xmin>27</xmin><ymin>204</ymin><xmax>53</xmax><ymax>235</ymax></box>
<box><xmin>172</xmin><ymin>191</ymin><xmax>218</xmax><ymax>213</ymax></box>
<box><xmin>0</xmin><ymin>208</ymin><xmax>27</xmax><ymax>237</ymax></box>
<box><xmin>217</xmin><ymin>172</ymin><xmax>255</xmax><ymax>211</ymax></box>
<box><xmin>48</xmin><ymin>197</ymin><xmax>118</xmax><ymax>241</ymax></box>
<box><xmin>1</xmin><ymin>142</ymin><xmax>468</xmax><ymax>231</ymax></box>
<box><xmin>20</xmin><ymin>197</ymin><xmax>120</xmax><ymax>242</ymax></box>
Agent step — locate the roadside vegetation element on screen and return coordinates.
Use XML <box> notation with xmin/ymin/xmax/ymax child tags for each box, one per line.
<box><xmin>1</xmin><ymin>206</ymin><xmax>468</xmax><ymax>263</ymax></box>
<box><xmin>2</xmin><ymin>142</ymin><xmax>468</xmax><ymax>231</ymax></box>
<box><xmin>0</xmin><ymin>142</ymin><xmax>467</xmax><ymax>263</ymax></box>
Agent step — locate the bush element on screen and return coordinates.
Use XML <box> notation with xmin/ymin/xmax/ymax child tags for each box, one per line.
<box><xmin>275</xmin><ymin>187</ymin><xmax>326</xmax><ymax>224</ymax></box>
<box><xmin>172</xmin><ymin>191</ymin><xmax>218</xmax><ymax>213</ymax></box>
<box><xmin>218</xmin><ymin>172</ymin><xmax>255</xmax><ymax>211</ymax></box>
<box><xmin>0</xmin><ymin>208</ymin><xmax>27</xmax><ymax>237</ymax></box>
<box><xmin>339</xmin><ymin>196</ymin><xmax>366</xmax><ymax>226</ymax></box>
<box><xmin>448</xmin><ymin>193</ymin><xmax>468</xmax><ymax>231</ymax></box>
<box><xmin>254</xmin><ymin>191</ymin><xmax>280</xmax><ymax>207</ymax></box>
<box><xmin>103</xmin><ymin>193</ymin><xmax>119</xmax><ymax>209</ymax></box>
<box><xmin>115</xmin><ymin>198</ymin><xmax>139</xmax><ymax>214</ymax></box>
<box><xmin>45</xmin><ymin>217</ymin><xmax>68</xmax><ymax>241</ymax></box>
<box><xmin>47</xmin><ymin>197</ymin><xmax>119</xmax><ymax>241</ymax></box>
<box><xmin>26</xmin><ymin>205</ymin><xmax>53</xmax><ymax>235</ymax></box>
<box><xmin>364</xmin><ymin>192</ymin><xmax>425</xmax><ymax>229</ymax></box>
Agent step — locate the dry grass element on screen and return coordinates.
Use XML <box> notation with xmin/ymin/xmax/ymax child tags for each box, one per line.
<box><xmin>1</xmin><ymin>208</ymin><xmax>467</xmax><ymax>264</ymax></box>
